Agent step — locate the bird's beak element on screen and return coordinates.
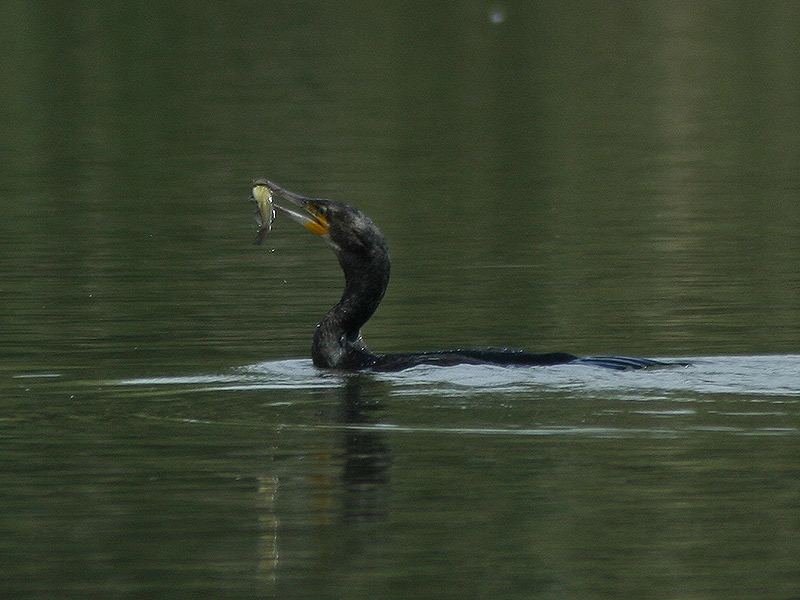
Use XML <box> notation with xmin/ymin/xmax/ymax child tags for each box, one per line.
<box><xmin>253</xmin><ymin>179</ymin><xmax>329</xmax><ymax>236</ymax></box>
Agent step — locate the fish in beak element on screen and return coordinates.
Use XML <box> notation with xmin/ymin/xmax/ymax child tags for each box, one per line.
<box><xmin>249</xmin><ymin>179</ymin><xmax>329</xmax><ymax>243</ymax></box>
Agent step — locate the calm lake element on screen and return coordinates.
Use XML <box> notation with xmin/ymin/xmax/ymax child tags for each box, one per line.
<box><xmin>2</xmin><ymin>3</ymin><xmax>800</xmax><ymax>599</ymax></box>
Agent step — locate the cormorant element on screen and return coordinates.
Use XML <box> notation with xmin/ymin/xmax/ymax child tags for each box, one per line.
<box><xmin>252</xmin><ymin>179</ymin><xmax>674</xmax><ymax>372</ymax></box>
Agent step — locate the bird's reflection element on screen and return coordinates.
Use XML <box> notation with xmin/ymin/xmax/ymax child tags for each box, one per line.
<box><xmin>336</xmin><ymin>375</ymin><xmax>392</xmax><ymax>522</ymax></box>
<box><xmin>256</xmin><ymin>375</ymin><xmax>393</xmax><ymax>587</ymax></box>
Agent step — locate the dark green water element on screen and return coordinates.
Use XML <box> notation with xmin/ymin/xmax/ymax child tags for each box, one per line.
<box><xmin>2</xmin><ymin>3</ymin><xmax>800</xmax><ymax>598</ymax></box>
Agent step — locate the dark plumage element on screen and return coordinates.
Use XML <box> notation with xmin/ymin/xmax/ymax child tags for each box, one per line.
<box><xmin>252</xmin><ymin>180</ymin><xmax>677</xmax><ymax>372</ymax></box>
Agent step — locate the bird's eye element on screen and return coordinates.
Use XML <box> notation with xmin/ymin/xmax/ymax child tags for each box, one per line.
<box><xmin>317</xmin><ymin>205</ymin><xmax>328</xmax><ymax>215</ymax></box>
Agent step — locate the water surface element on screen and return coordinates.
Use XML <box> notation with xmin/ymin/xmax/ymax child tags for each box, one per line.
<box><xmin>3</xmin><ymin>2</ymin><xmax>800</xmax><ymax>599</ymax></box>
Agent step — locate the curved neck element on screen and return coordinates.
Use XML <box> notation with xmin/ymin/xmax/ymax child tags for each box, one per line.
<box><xmin>311</xmin><ymin>252</ymin><xmax>390</xmax><ymax>369</ymax></box>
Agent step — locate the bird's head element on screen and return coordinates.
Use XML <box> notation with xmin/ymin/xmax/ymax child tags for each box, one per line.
<box><xmin>252</xmin><ymin>179</ymin><xmax>388</xmax><ymax>264</ymax></box>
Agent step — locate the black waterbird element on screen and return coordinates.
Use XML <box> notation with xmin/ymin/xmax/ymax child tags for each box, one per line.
<box><xmin>252</xmin><ymin>179</ymin><xmax>678</xmax><ymax>372</ymax></box>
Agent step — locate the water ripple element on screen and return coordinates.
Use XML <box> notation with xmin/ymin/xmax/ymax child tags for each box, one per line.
<box><xmin>112</xmin><ymin>355</ymin><xmax>800</xmax><ymax>400</ymax></box>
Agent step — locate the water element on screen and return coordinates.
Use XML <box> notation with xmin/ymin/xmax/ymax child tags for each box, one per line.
<box><xmin>3</xmin><ymin>3</ymin><xmax>800</xmax><ymax>598</ymax></box>
<box><xmin>5</xmin><ymin>358</ymin><xmax>800</xmax><ymax>598</ymax></box>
